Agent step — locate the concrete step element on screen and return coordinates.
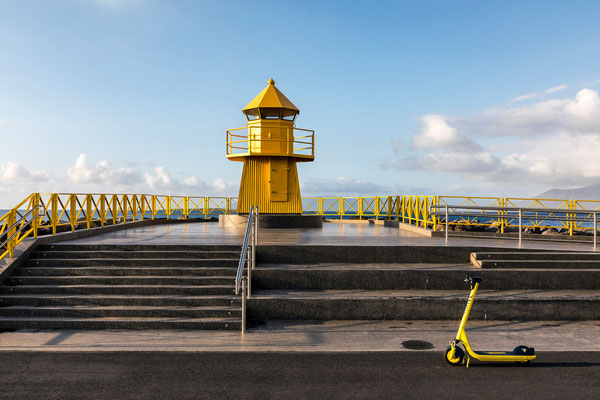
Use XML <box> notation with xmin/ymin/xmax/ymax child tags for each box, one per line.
<box><xmin>0</xmin><ymin>305</ymin><xmax>241</xmax><ymax>318</ymax></box>
<box><xmin>23</xmin><ymin>258</ymin><xmax>239</xmax><ymax>268</ymax></box>
<box><xmin>0</xmin><ymin>316</ymin><xmax>241</xmax><ymax>330</ymax></box>
<box><xmin>0</xmin><ymin>285</ymin><xmax>235</xmax><ymax>295</ymax></box>
<box><xmin>248</xmin><ymin>289</ymin><xmax>600</xmax><ymax>321</ymax></box>
<box><xmin>4</xmin><ymin>276</ymin><xmax>235</xmax><ymax>286</ymax></box>
<box><xmin>253</xmin><ymin>264</ymin><xmax>600</xmax><ymax>290</ymax></box>
<box><xmin>29</xmin><ymin>250</ymin><xmax>240</xmax><ymax>260</ymax></box>
<box><xmin>37</xmin><ymin>244</ymin><xmax>240</xmax><ymax>252</ymax></box>
<box><xmin>256</xmin><ymin>245</ymin><xmax>557</xmax><ymax>264</ymax></box>
<box><xmin>477</xmin><ymin>260</ymin><xmax>600</xmax><ymax>269</ymax></box>
<box><xmin>14</xmin><ymin>267</ymin><xmax>238</xmax><ymax>277</ymax></box>
<box><xmin>472</xmin><ymin>252</ymin><xmax>600</xmax><ymax>262</ymax></box>
<box><xmin>0</xmin><ymin>294</ymin><xmax>240</xmax><ymax>307</ymax></box>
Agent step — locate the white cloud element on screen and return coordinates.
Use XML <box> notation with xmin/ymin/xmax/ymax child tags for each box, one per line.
<box><xmin>67</xmin><ymin>154</ymin><xmax>140</xmax><ymax>186</ymax></box>
<box><xmin>386</xmin><ymin>88</ymin><xmax>600</xmax><ymax>188</ymax></box>
<box><xmin>511</xmin><ymin>84</ymin><xmax>568</xmax><ymax>103</ymax></box>
<box><xmin>0</xmin><ymin>154</ymin><xmax>238</xmax><ymax>207</ymax></box>
<box><xmin>412</xmin><ymin>115</ymin><xmax>482</xmax><ymax>151</ymax></box>
<box><xmin>0</xmin><ymin>161</ymin><xmax>49</xmax><ymax>182</ymax></box>
<box><xmin>455</xmin><ymin>88</ymin><xmax>600</xmax><ymax>137</ymax></box>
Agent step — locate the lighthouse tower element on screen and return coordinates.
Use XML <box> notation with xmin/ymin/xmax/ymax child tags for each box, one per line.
<box><xmin>226</xmin><ymin>79</ymin><xmax>315</xmax><ymax>214</ymax></box>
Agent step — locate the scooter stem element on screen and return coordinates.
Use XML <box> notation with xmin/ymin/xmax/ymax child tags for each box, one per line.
<box><xmin>455</xmin><ymin>282</ymin><xmax>479</xmax><ymax>341</ymax></box>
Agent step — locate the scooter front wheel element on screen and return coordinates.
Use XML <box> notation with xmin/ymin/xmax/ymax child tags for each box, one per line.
<box><xmin>445</xmin><ymin>345</ymin><xmax>464</xmax><ymax>366</ymax></box>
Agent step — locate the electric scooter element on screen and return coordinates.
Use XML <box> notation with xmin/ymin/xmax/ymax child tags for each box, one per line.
<box><xmin>445</xmin><ymin>274</ymin><xmax>536</xmax><ymax>367</ymax></box>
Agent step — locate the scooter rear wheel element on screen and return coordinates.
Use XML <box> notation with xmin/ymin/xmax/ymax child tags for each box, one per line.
<box><xmin>445</xmin><ymin>346</ymin><xmax>464</xmax><ymax>366</ymax></box>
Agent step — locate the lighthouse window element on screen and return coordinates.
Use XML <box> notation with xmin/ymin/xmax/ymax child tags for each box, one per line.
<box><xmin>282</xmin><ymin>108</ymin><xmax>297</xmax><ymax>121</ymax></box>
<box><xmin>260</xmin><ymin>108</ymin><xmax>281</xmax><ymax>119</ymax></box>
<box><xmin>244</xmin><ymin>108</ymin><xmax>260</xmax><ymax>120</ymax></box>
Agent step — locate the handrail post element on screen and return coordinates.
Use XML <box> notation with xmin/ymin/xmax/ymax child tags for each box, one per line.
<box><xmin>255</xmin><ymin>206</ymin><xmax>259</xmax><ymax>245</ymax></box>
<box><xmin>241</xmin><ymin>277</ymin><xmax>247</xmax><ymax>334</ymax></box>
<box><xmin>445</xmin><ymin>205</ymin><xmax>449</xmax><ymax>242</ymax></box>
<box><xmin>252</xmin><ymin>209</ymin><xmax>256</xmax><ymax>268</ymax></box>
<box><xmin>518</xmin><ymin>208</ymin><xmax>522</xmax><ymax>245</ymax></box>
<box><xmin>247</xmin><ymin>239</ymin><xmax>252</xmax><ymax>298</ymax></box>
<box><xmin>594</xmin><ymin>212</ymin><xmax>597</xmax><ymax>251</ymax></box>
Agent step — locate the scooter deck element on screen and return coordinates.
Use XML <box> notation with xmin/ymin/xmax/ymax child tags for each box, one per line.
<box><xmin>474</xmin><ymin>348</ymin><xmax>535</xmax><ymax>357</ymax></box>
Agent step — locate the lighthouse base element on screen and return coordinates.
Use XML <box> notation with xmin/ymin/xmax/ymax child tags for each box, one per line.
<box><xmin>236</xmin><ymin>157</ymin><xmax>303</xmax><ymax>214</ymax></box>
<box><xmin>219</xmin><ymin>214</ymin><xmax>322</xmax><ymax>229</ymax></box>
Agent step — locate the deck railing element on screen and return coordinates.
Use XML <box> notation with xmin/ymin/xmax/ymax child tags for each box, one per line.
<box><xmin>3</xmin><ymin>193</ymin><xmax>600</xmax><ymax>263</ymax></box>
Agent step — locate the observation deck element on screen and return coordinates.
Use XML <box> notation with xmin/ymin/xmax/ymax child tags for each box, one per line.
<box><xmin>226</xmin><ymin>125</ymin><xmax>314</xmax><ymax>162</ymax></box>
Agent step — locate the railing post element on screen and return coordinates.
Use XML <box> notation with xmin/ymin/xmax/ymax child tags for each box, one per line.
<box><xmin>500</xmin><ymin>198</ymin><xmax>505</xmax><ymax>234</ymax></box>
<box><xmin>445</xmin><ymin>205</ymin><xmax>449</xmax><ymax>242</ymax></box>
<box><xmin>100</xmin><ymin>195</ymin><xmax>106</xmax><ymax>227</ymax></box>
<box><xmin>204</xmin><ymin>197</ymin><xmax>208</xmax><ymax>219</ymax></box>
<box><xmin>184</xmin><ymin>197</ymin><xmax>189</xmax><ymax>220</ymax></box>
<box><xmin>569</xmin><ymin>200</ymin><xmax>574</xmax><ymax>236</ymax></box>
<box><xmin>85</xmin><ymin>194</ymin><xmax>92</xmax><ymax>230</ymax></box>
<box><xmin>432</xmin><ymin>196</ymin><xmax>437</xmax><ymax>231</ymax></box>
<box><xmin>7</xmin><ymin>209</ymin><xmax>16</xmax><ymax>258</ymax></box>
<box><xmin>51</xmin><ymin>194</ymin><xmax>58</xmax><ymax>235</ymax></box>
<box><xmin>32</xmin><ymin>193</ymin><xmax>40</xmax><ymax>238</ymax></box>
<box><xmin>131</xmin><ymin>195</ymin><xmax>137</xmax><ymax>222</ymax></box>
<box><xmin>252</xmin><ymin>209</ymin><xmax>256</xmax><ymax>268</ymax></box>
<box><xmin>69</xmin><ymin>194</ymin><xmax>76</xmax><ymax>232</ymax></box>
<box><xmin>246</xmin><ymin>243</ymin><xmax>252</xmax><ymax>298</ymax></box>
<box><xmin>255</xmin><ymin>206</ymin><xmax>259</xmax><ymax>246</ymax></box>
<box><xmin>123</xmin><ymin>194</ymin><xmax>129</xmax><ymax>223</ymax></box>
<box><xmin>166</xmin><ymin>196</ymin><xmax>171</xmax><ymax>220</ymax></box>
<box><xmin>241</xmin><ymin>278</ymin><xmax>247</xmax><ymax>334</ymax></box>
<box><xmin>594</xmin><ymin>212</ymin><xmax>597</xmax><ymax>251</ymax></box>
<box><xmin>112</xmin><ymin>196</ymin><xmax>117</xmax><ymax>225</ymax></box>
<box><xmin>518</xmin><ymin>208</ymin><xmax>522</xmax><ymax>245</ymax></box>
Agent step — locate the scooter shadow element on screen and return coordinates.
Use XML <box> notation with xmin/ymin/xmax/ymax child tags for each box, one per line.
<box><xmin>470</xmin><ymin>361</ymin><xmax>600</xmax><ymax>368</ymax></box>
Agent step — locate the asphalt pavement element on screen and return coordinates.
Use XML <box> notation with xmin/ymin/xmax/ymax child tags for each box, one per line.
<box><xmin>0</xmin><ymin>351</ymin><xmax>598</xmax><ymax>400</ymax></box>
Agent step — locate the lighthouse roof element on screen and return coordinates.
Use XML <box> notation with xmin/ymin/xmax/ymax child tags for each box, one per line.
<box><xmin>243</xmin><ymin>79</ymin><xmax>299</xmax><ymax>112</ymax></box>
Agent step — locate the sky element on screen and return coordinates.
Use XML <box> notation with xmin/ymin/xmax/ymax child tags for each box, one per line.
<box><xmin>1</xmin><ymin>0</ymin><xmax>600</xmax><ymax>207</ymax></box>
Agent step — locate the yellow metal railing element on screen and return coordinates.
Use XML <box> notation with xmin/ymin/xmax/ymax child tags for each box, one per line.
<box><xmin>4</xmin><ymin>192</ymin><xmax>600</xmax><ymax>263</ymax></box>
<box><xmin>0</xmin><ymin>193</ymin><xmax>238</xmax><ymax>262</ymax></box>
<box><xmin>226</xmin><ymin>126</ymin><xmax>314</xmax><ymax>160</ymax></box>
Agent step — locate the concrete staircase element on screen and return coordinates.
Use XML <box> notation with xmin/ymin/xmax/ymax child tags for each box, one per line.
<box><xmin>471</xmin><ymin>251</ymin><xmax>600</xmax><ymax>268</ymax></box>
<box><xmin>249</xmin><ymin>246</ymin><xmax>600</xmax><ymax>322</ymax></box>
<box><xmin>0</xmin><ymin>244</ymin><xmax>242</xmax><ymax>330</ymax></box>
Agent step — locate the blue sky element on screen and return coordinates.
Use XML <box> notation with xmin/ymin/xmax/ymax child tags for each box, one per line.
<box><xmin>2</xmin><ymin>0</ymin><xmax>600</xmax><ymax>206</ymax></box>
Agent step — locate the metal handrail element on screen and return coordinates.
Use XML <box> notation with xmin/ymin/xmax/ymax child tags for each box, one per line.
<box><xmin>431</xmin><ymin>204</ymin><xmax>598</xmax><ymax>248</ymax></box>
<box><xmin>430</xmin><ymin>205</ymin><xmax>597</xmax><ymax>214</ymax></box>
<box><xmin>234</xmin><ymin>205</ymin><xmax>258</xmax><ymax>334</ymax></box>
<box><xmin>0</xmin><ymin>205</ymin><xmax>45</xmax><ymax>250</ymax></box>
<box><xmin>235</xmin><ymin>205</ymin><xmax>259</xmax><ymax>295</ymax></box>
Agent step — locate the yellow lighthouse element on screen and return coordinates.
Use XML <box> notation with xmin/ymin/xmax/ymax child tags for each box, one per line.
<box><xmin>226</xmin><ymin>79</ymin><xmax>315</xmax><ymax>214</ymax></box>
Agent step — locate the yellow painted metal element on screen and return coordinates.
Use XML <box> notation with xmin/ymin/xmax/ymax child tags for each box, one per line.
<box><xmin>4</xmin><ymin>192</ymin><xmax>600</xmax><ymax>264</ymax></box>
<box><xmin>243</xmin><ymin>78</ymin><xmax>299</xmax><ymax>112</ymax></box>
<box><xmin>453</xmin><ymin>282</ymin><xmax>536</xmax><ymax>364</ymax></box>
<box><xmin>228</xmin><ymin>79</ymin><xmax>314</xmax><ymax>214</ymax></box>
<box><xmin>237</xmin><ymin>157</ymin><xmax>302</xmax><ymax>214</ymax></box>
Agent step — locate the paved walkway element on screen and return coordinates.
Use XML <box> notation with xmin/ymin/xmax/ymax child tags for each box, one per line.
<box><xmin>0</xmin><ymin>320</ymin><xmax>598</xmax><ymax>352</ymax></box>
<box><xmin>62</xmin><ymin>220</ymin><xmax>598</xmax><ymax>251</ymax></box>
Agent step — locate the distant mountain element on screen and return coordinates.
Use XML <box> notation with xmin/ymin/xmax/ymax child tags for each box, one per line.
<box><xmin>536</xmin><ymin>184</ymin><xmax>600</xmax><ymax>200</ymax></box>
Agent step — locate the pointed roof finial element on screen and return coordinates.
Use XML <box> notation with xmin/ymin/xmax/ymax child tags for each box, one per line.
<box><xmin>243</xmin><ymin>79</ymin><xmax>299</xmax><ymax>111</ymax></box>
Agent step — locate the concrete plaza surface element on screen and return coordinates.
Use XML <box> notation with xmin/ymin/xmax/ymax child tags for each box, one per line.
<box><xmin>0</xmin><ymin>320</ymin><xmax>598</xmax><ymax>352</ymax></box>
<box><xmin>61</xmin><ymin>219</ymin><xmax>599</xmax><ymax>251</ymax></box>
